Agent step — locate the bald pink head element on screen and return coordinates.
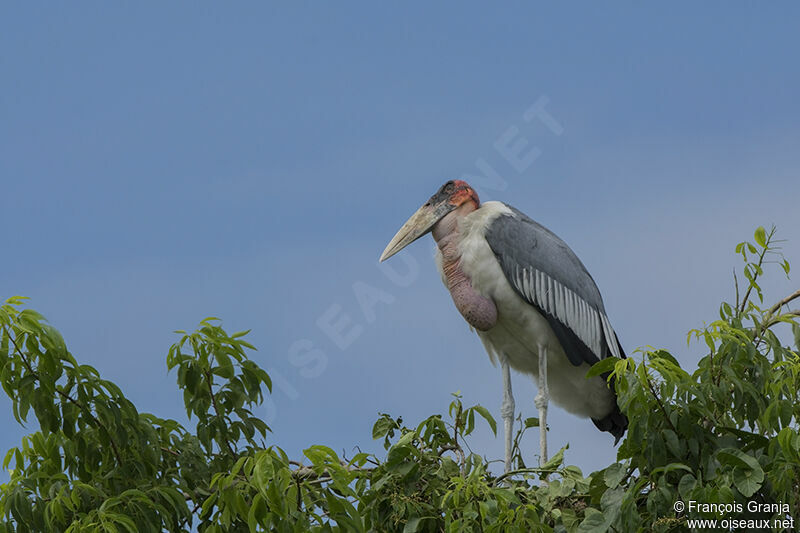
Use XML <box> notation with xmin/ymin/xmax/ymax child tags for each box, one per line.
<box><xmin>433</xmin><ymin>179</ymin><xmax>480</xmax><ymax>210</ymax></box>
<box><xmin>379</xmin><ymin>179</ymin><xmax>480</xmax><ymax>262</ymax></box>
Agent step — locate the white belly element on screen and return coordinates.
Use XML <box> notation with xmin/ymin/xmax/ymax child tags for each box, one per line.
<box><xmin>435</xmin><ymin>204</ymin><xmax>616</xmax><ymax>420</ymax></box>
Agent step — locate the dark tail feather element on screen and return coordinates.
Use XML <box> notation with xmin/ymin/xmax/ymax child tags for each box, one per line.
<box><xmin>591</xmin><ymin>402</ymin><xmax>628</xmax><ymax>444</ymax></box>
<box><xmin>591</xmin><ymin>371</ymin><xmax>628</xmax><ymax>444</ymax></box>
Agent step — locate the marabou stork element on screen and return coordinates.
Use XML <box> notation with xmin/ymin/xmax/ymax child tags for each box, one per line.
<box><xmin>379</xmin><ymin>180</ymin><xmax>627</xmax><ymax>473</ymax></box>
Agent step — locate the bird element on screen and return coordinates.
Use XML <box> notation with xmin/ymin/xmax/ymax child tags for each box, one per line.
<box><xmin>379</xmin><ymin>179</ymin><xmax>627</xmax><ymax>473</ymax></box>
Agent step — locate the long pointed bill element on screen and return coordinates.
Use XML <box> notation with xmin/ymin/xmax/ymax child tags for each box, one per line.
<box><xmin>379</xmin><ymin>201</ymin><xmax>453</xmax><ymax>262</ymax></box>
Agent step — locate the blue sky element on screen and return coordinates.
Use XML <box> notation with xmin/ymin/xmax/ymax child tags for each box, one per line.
<box><xmin>2</xmin><ymin>4</ymin><xmax>799</xmax><ymax>482</ymax></box>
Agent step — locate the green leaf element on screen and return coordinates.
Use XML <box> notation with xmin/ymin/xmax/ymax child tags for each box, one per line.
<box><xmin>678</xmin><ymin>473</ymin><xmax>696</xmax><ymax>499</ymax></box>
<box><xmin>650</xmin><ymin>463</ymin><xmax>693</xmax><ymax>476</ymax></box>
<box><xmin>754</xmin><ymin>226</ymin><xmax>767</xmax><ymax>247</ymax></box>
<box><xmin>662</xmin><ymin>429</ymin><xmax>681</xmax><ymax>457</ymax></box>
<box><xmin>372</xmin><ymin>415</ymin><xmax>395</xmax><ymax>440</ymax></box>
<box><xmin>472</xmin><ymin>405</ymin><xmax>497</xmax><ymax>436</ymax></box>
<box><xmin>719</xmin><ymin>427</ymin><xmax>770</xmax><ymax>450</ymax></box>
<box><xmin>211</xmin><ymin>364</ymin><xmax>234</xmax><ymax>379</ymax></box>
<box><xmin>2</xmin><ymin>448</ymin><xmax>15</xmax><ymax>470</ymax></box>
<box><xmin>600</xmin><ymin>486</ymin><xmax>623</xmax><ymax>525</ymax></box>
<box><xmin>777</xmin><ymin>428</ymin><xmax>798</xmax><ymax>460</ymax></box>
<box><xmin>733</xmin><ymin>465</ymin><xmax>764</xmax><ymax>497</ymax></box>
<box><xmin>524</xmin><ymin>417</ymin><xmax>539</xmax><ymax>428</ymax></box>
<box><xmin>604</xmin><ymin>463</ymin><xmax>626</xmax><ymax>488</ymax></box>
<box><xmin>541</xmin><ymin>444</ymin><xmax>568</xmax><ymax>471</ymax></box>
<box><xmin>794</xmin><ymin>323</ymin><xmax>800</xmax><ymax>351</ymax></box>
<box><xmin>403</xmin><ymin>517</ymin><xmax>423</xmax><ymax>533</ymax></box>
<box><xmin>649</xmin><ymin>349</ymin><xmax>681</xmax><ymax>369</ymax></box>
<box><xmin>578</xmin><ymin>508</ymin><xmax>610</xmax><ymax>533</ymax></box>
<box><xmin>716</xmin><ymin>448</ymin><xmax>764</xmax><ymax>497</ymax></box>
<box><xmin>303</xmin><ymin>444</ymin><xmax>340</xmax><ymax>466</ymax></box>
<box><xmin>586</xmin><ymin>357</ymin><xmax>618</xmax><ymax>379</ymax></box>
<box><xmin>395</xmin><ymin>431</ymin><xmax>416</xmax><ymax>448</ymax></box>
<box><xmin>779</xmin><ymin>400</ymin><xmax>793</xmax><ymax>428</ymax></box>
<box><xmin>716</xmin><ymin>448</ymin><xmax>760</xmax><ymax>470</ymax></box>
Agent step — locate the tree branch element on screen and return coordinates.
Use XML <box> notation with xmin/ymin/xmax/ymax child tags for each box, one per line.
<box><xmin>739</xmin><ymin>228</ymin><xmax>774</xmax><ymax>313</ymax></box>
<box><xmin>438</xmin><ymin>443</ymin><xmax>466</xmax><ymax>471</ymax></box>
<box><xmin>492</xmin><ymin>467</ymin><xmax>561</xmax><ymax>487</ymax></box>
<box><xmin>161</xmin><ymin>446</ymin><xmax>180</xmax><ymax>458</ymax></box>
<box><xmin>762</xmin><ymin>310</ymin><xmax>800</xmax><ymax>332</ymax></box>
<box><xmin>291</xmin><ymin>461</ymin><xmax>373</xmax><ymax>486</ymax></box>
<box><xmin>203</xmin><ymin>369</ymin><xmax>237</xmax><ymax>458</ymax></box>
<box><xmin>767</xmin><ymin>289</ymin><xmax>800</xmax><ymax>315</ymax></box>
<box><xmin>644</xmin><ymin>373</ymin><xmax>678</xmax><ymax>435</ymax></box>
<box><xmin>752</xmin><ymin>289</ymin><xmax>800</xmax><ymax>349</ymax></box>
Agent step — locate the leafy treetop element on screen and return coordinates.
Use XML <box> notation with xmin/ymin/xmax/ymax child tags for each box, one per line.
<box><xmin>1</xmin><ymin>226</ymin><xmax>798</xmax><ymax>532</ymax></box>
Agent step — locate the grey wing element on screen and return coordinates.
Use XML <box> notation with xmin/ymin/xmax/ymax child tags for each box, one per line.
<box><xmin>485</xmin><ymin>204</ymin><xmax>625</xmax><ymax>367</ymax></box>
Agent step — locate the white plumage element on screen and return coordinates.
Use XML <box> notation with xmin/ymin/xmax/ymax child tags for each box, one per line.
<box><xmin>434</xmin><ymin>201</ymin><xmax>616</xmax><ymax>421</ymax></box>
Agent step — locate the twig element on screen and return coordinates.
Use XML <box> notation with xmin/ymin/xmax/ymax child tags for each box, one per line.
<box><xmin>291</xmin><ymin>461</ymin><xmax>373</xmax><ymax>485</ymax></box>
<box><xmin>767</xmin><ymin>289</ymin><xmax>800</xmax><ymax>315</ymax></box>
<box><xmin>161</xmin><ymin>446</ymin><xmax>180</xmax><ymax>458</ymax></box>
<box><xmin>762</xmin><ymin>310</ymin><xmax>800</xmax><ymax>331</ymax></box>
<box><xmin>296</xmin><ymin>472</ymin><xmax>303</xmax><ymax>512</ymax></box>
<box><xmin>739</xmin><ymin>229</ymin><xmax>773</xmax><ymax>313</ymax></box>
<box><xmin>347</xmin><ymin>446</ymin><xmax>380</xmax><ymax>466</ymax></box>
<box><xmin>439</xmin><ymin>443</ymin><xmax>466</xmax><ymax>471</ymax></box>
<box><xmin>619</xmin><ymin>465</ymin><xmax>636</xmax><ymax>487</ymax></box>
<box><xmin>203</xmin><ymin>370</ymin><xmax>237</xmax><ymax>458</ymax></box>
<box><xmin>178</xmin><ymin>496</ymin><xmax>204</xmax><ymax>531</ymax></box>
<box><xmin>645</xmin><ymin>373</ymin><xmax>678</xmax><ymax>434</ymax></box>
<box><xmin>492</xmin><ymin>467</ymin><xmax>560</xmax><ymax>487</ymax></box>
<box><xmin>752</xmin><ymin>288</ymin><xmax>800</xmax><ymax>349</ymax></box>
<box><xmin>293</xmin><ymin>465</ymin><xmax>319</xmax><ymax>479</ymax></box>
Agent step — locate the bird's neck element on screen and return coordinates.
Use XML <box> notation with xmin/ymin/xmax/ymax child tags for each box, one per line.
<box><xmin>432</xmin><ymin>202</ymin><xmax>476</xmax><ymax>273</ymax></box>
<box><xmin>432</xmin><ymin>202</ymin><xmax>497</xmax><ymax>331</ymax></box>
<box><xmin>431</xmin><ymin>201</ymin><xmax>477</xmax><ymax>242</ymax></box>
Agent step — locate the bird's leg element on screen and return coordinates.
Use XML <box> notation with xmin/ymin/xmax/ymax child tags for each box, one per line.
<box><xmin>500</xmin><ymin>356</ymin><xmax>515</xmax><ymax>474</ymax></box>
<box><xmin>535</xmin><ymin>344</ymin><xmax>549</xmax><ymax>479</ymax></box>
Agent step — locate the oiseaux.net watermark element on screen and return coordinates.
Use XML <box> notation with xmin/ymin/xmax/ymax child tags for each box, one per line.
<box><xmin>674</xmin><ymin>499</ymin><xmax>794</xmax><ymax>530</ymax></box>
